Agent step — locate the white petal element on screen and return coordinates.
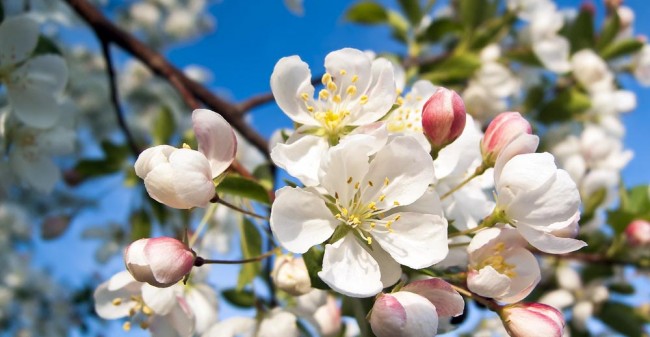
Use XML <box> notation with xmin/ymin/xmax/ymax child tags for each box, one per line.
<box><xmin>324</xmin><ymin>48</ymin><xmax>372</xmax><ymax>97</ymax></box>
<box><xmin>402</xmin><ymin>278</ymin><xmax>465</xmax><ymax>318</ymax></box>
<box><xmin>258</xmin><ymin>309</ymin><xmax>299</xmax><ymax>337</ymax></box>
<box><xmin>370</xmin><ymin>293</ymin><xmax>407</xmax><ymax>337</ymax></box>
<box><xmin>7</xmin><ymin>82</ymin><xmax>60</xmax><ymax>129</ymax></box>
<box><xmin>17</xmin><ymin>55</ymin><xmax>68</xmax><ymax>93</ymax></box>
<box><xmin>150</xmin><ymin>297</ymin><xmax>195</xmax><ymax>337</ymax></box>
<box><xmin>434</xmin><ymin>114</ymin><xmax>483</xmax><ymax>180</ymax></box>
<box><xmin>135</xmin><ymin>145</ymin><xmax>176</xmax><ymax>178</ymax></box>
<box><xmin>185</xmin><ymin>284</ymin><xmax>219</xmax><ymax>334</ymax></box>
<box><xmin>377</xmin><ymin>292</ymin><xmax>439</xmax><ymax>337</ymax></box>
<box><xmin>10</xmin><ymin>148</ymin><xmax>60</xmax><ymax>193</ymax></box>
<box><xmin>270</xmin><ymin>187</ymin><xmax>338</xmax><ymax>253</ymax></box>
<box><xmin>192</xmin><ymin>109</ymin><xmax>237</xmax><ymax>177</ymax></box>
<box><xmin>373</xmin><ymin>212</ymin><xmax>448</xmax><ymax>269</ymax></box>
<box><xmin>94</xmin><ymin>272</ymin><xmax>142</xmax><ymax>319</ymax></box>
<box><xmin>499</xmin><ymin>247</ymin><xmax>540</xmax><ymax>303</ymax></box>
<box><xmin>493</xmin><ymin>133</ymin><xmax>539</xmax><ymax>184</ymax></box>
<box><xmin>517</xmin><ymin>224</ymin><xmax>586</xmax><ymax>254</ymax></box>
<box><xmin>271</xmin><ymin>133</ymin><xmax>328</xmax><ymax>186</ymax></box>
<box><xmin>201</xmin><ymin>317</ymin><xmax>255</xmax><ymax>337</ymax></box>
<box><xmin>539</xmin><ymin>289</ymin><xmax>575</xmax><ymax>310</ymax></box>
<box><xmin>142</xmin><ymin>284</ymin><xmax>181</xmax><ymax>315</ymax></box>
<box><xmin>365</xmin><ymin>241</ymin><xmax>402</xmax><ymax>289</ymax></box>
<box><xmin>319</xmin><ymin>137</ymin><xmax>372</xmax><ymax>206</ymax></box>
<box><xmin>497</xmin><ymin>152</ymin><xmax>556</xmax><ymax>211</ymax></box>
<box><xmin>0</xmin><ymin>16</ymin><xmax>39</xmax><ymax>67</ymax></box>
<box><xmin>467</xmin><ymin>266</ymin><xmax>511</xmax><ymax>298</ymax></box>
<box><xmin>318</xmin><ymin>234</ymin><xmax>383</xmax><ymax>297</ymax></box>
<box><xmin>164</xmin><ymin>149</ymin><xmax>215</xmax><ymax>208</ymax></box>
<box><xmin>350</xmin><ymin>58</ymin><xmax>397</xmax><ymax>125</ymax></box>
<box><xmin>362</xmin><ymin>136</ymin><xmax>434</xmax><ymax>209</ymax></box>
<box><xmin>270</xmin><ymin>55</ymin><xmax>318</xmax><ymax>125</ymax></box>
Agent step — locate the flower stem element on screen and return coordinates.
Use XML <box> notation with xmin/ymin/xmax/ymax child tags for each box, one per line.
<box><xmin>440</xmin><ymin>162</ymin><xmax>488</xmax><ymax>201</ymax></box>
<box><xmin>189</xmin><ymin>203</ymin><xmax>217</xmax><ymax>248</ymax></box>
<box><xmin>194</xmin><ymin>248</ymin><xmax>277</xmax><ymax>266</ymax></box>
<box><xmin>210</xmin><ymin>195</ymin><xmax>268</xmax><ymax>220</ymax></box>
<box><xmin>448</xmin><ymin>209</ymin><xmax>503</xmax><ymax>238</ymax></box>
<box><xmin>449</xmin><ymin>283</ymin><xmax>501</xmax><ymax>311</ymax></box>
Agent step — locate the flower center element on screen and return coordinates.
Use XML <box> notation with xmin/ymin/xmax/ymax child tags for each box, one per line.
<box><xmin>111</xmin><ymin>295</ymin><xmax>154</xmax><ymax>331</ymax></box>
<box><xmin>300</xmin><ymin>70</ymin><xmax>369</xmax><ymax>143</ymax></box>
<box><xmin>329</xmin><ymin>176</ymin><xmax>401</xmax><ymax>245</ymax></box>
<box><xmin>476</xmin><ymin>242</ymin><xmax>516</xmax><ymax>277</ymax></box>
<box><xmin>387</xmin><ymin>93</ymin><xmax>424</xmax><ymax>133</ymax></box>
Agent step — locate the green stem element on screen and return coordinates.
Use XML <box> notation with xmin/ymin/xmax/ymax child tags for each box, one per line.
<box><xmin>440</xmin><ymin>162</ymin><xmax>488</xmax><ymax>200</ymax></box>
<box><xmin>448</xmin><ymin>208</ymin><xmax>503</xmax><ymax>238</ymax></box>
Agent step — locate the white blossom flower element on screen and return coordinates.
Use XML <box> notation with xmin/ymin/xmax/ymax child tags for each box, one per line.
<box><xmin>135</xmin><ymin>109</ymin><xmax>236</xmax><ymax>209</ymax></box>
<box><xmin>291</xmin><ymin>289</ymin><xmax>341</xmax><ymax>337</ymax></box>
<box><xmin>0</xmin><ymin>16</ymin><xmax>67</xmax><ymax>128</ymax></box>
<box><xmin>94</xmin><ymin>271</ymin><xmax>195</xmax><ymax>337</ymax></box>
<box><xmin>571</xmin><ymin>49</ymin><xmax>614</xmax><ymax>93</ymax></box>
<box><xmin>468</xmin><ymin>227</ymin><xmax>540</xmax><ymax>303</ymax></box>
<box><xmin>202</xmin><ymin>308</ymin><xmax>299</xmax><ymax>337</ymax></box>
<box><xmin>271</xmin><ymin>255</ymin><xmax>311</xmax><ymax>296</ymax></box>
<box><xmin>494</xmin><ymin>135</ymin><xmax>586</xmax><ymax>254</ymax></box>
<box><xmin>270</xmin><ymin>48</ymin><xmax>396</xmax><ymax>186</ymax></box>
<box><xmin>633</xmin><ymin>44</ymin><xmax>650</xmax><ymax>86</ymax></box>
<box><xmin>385</xmin><ymin>79</ymin><xmax>437</xmax><ymax>151</ymax></box>
<box><xmin>270</xmin><ymin>136</ymin><xmax>448</xmax><ymax>297</ymax></box>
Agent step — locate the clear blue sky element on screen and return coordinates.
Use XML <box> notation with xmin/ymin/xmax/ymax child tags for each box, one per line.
<box><xmin>33</xmin><ymin>0</ymin><xmax>650</xmax><ymax>336</ymax></box>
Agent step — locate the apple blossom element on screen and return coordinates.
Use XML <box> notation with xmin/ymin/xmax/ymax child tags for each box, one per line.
<box><xmin>270</xmin><ymin>47</ymin><xmax>395</xmax><ymax>185</ymax></box>
<box><xmin>625</xmin><ymin>219</ymin><xmax>650</xmax><ymax>246</ymax></box>
<box><xmin>494</xmin><ymin>134</ymin><xmax>586</xmax><ymax>254</ymax></box>
<box><xmin>124</xmin><ymin>237</ymin><xmax>195</xmax><ymax>288</ymax></box>
<box><xmin>135</xmin><ymin>109</ymin><xmax>237</xmax><ymax>209</ymax></box>
<box><xmin>481</xmin><ymin>112</ymin><xmax>532</xmax><ymax>167</ymax></box>
<box><xmin>571</xmin><ymin>49</ymin><xmax>614</xmax><ymax>93</ymax></box>
<box><xmin>633</xmin><ymin>44</ymin><xmax>650</xmax><ymax>86</ymax></box>
<box><xmin>0</xmin><ymin>15</ymin><xmax>68</xmax><ymax>129</ymax></box>
<box><xmin>94</xmin><ymin>271</ymin><xmax>195</xmax><ymax>337</ymax></box>
<box><xmin>467</xmin><ymin>227</ymin><xmax>540</xmax><ymax>303</ymax></box>
<box><xmin>291</xmin><ymin>290</ymin><xmax>342</xmax><ymax>337</ymax></box>
<box><xmin>421</xmin><ymin>87</ymin><xmax>466</xmax><ymax>151</ymax></box>
<box><xmin>270</xmin><ymin>135</ymin><xmax>448</xmax><ymax>297</ymax></box>
<box><xmin>385</xmin><ymin>79</ymin><xmax>437</xmax><ymax>151</ymax></box>
<box><xmin>202</xmin><ymin>308</ymin><xmax>299</xmax><ymax>337</ymax></box>
<box><xmin>369</xmin><ymin>278</ymin><xmax>464</xmax><ymax>337</ymax></box>
<box><xmin>500</xmin><ymin>302</ymin><xmax>564</xmax><ymax>337</ymax></box>
<box><xmin>271</xmin><ymin>255</ymin><xmax>312</xmax><ymax>296</ymax></box>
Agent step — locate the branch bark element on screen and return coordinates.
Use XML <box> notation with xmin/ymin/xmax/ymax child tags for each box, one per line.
<box><xmin>64</xmin><ymin>0</ymin><xmax>269</xmax><ymax>157</ymax></box>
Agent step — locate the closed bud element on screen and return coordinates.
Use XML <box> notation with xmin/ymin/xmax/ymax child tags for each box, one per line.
<box><xmin>481</xmin><ymin>112</ymin><xmax>532</xmax><ymax>167</ymax></box>
<box><xmin>501</xmin><ymin>302</ymin><xmax>565</xmax><ymax>337</ymax></box>
<box><xmin>271</xmin><ymin>255</ymin><xmax>311</xmax><ymax>296</ymax></box>
<box><xmin>625</xmin><ymin>219</ymin><xmax>650</xmax><ymax>246</ymax></box>
<box><xmin>421</xmin><ymin>87</ymin><xmax>466</xmax><ymax>151</ymax></box>
<box><xmin>124</xmin><ymin>237</ymin><xmax>195</xmax><ymax>288</ymax></box>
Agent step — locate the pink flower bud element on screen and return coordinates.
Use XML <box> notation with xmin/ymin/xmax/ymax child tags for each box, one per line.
<box><xmin>124</xmin><ymin>237</ymin><xmax>195</xmax><ymax>288</ymax></box>
<box><xmin>421</xmin><ymin>87</ymin><xmax>466</xmax><ymax>150</ymax></box>
<box><xmin>481</xmin><ymin>112</ymin><xmax>532</xmax><ymax>166</ymax></box>
<box><xmin>501</xmin><ymin>302</ymin><xmax>565</xmax><ymax>337</ymax></box>
<box><xmin>625</xmin><ymin>219</ymin><xmax>650</xmax><ymax>246</ymax></box>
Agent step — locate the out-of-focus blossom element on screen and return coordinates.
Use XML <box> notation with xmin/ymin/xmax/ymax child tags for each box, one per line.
<box><xmin>202</xmin><ymin>308</ymin><xmax>299</xmax><ymax>337</ymax></box>
<box><xmin>271</xmin><ymin>255</ymin><xmax>311</xmax><ymax>296</ymax></box>
<box><xmin>625</xmin><ymin>219</ymin><xmax>650</xmax><ymax>246</ymax></box>
<box><xmin>124</xmin><ymin>237</ymin><xmax>195</xmax><ymax>288</ymax></box>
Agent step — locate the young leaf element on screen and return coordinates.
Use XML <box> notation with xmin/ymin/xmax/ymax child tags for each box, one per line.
<box><xmin>600</xmin><ymin>38</ymin><xmax>644</xmax><ymax>60</ymax></box>
<box><xmin>566</xmin><ymin>7</ymin><xmax>595</xmax><ymax>53</ymax></box>
<box><xmin>216</xmin><ymin>176</ymin><xmax>271</xmax><ymax>205</ymax></box>
<box><xmin>397</xmin><ymin>0</ymin><xmax>422</xmax><ymax>26</ymax></box>
<box><xmin>597</xmin><ymin>301</ymin><xmax>647</xmax><ymax>337</ymax></box>
<box><xmin>222</xmin><ymin>288</ymin><xmax>256</xmax><ymax>308</ymax></box>
<box><xmin>33</xmin><ymin>36</ymin><xmax>62</xmax><ymax>56</ymax></box>
<box><xmin>421</xmin><ymin>53</ymin><xmax>481</xmax><ymax>84</ymax></box>
<box><xmin>236</xmin><ymin>218</ymin><xmax>263</xmax><ymax>290</ymax></box>
<box><xmin>130</xmin><ymin>210</ymin><xmax>151</xmax><ymax>241</ymax></box>
<box><xmin>302</xmin><ymin>246</ymin><xmax>330</xmax><ymax>290</ymax></box>
<box><xmin>537</xmin><ymin>88</ymin><xmax>590</xmax><ymax>124</ymax></box>
<box><xmin>419</xmin><ymin>18</ymin><xmax>462</xmax><ymax>43</ymax></box>
<box><xmin>596</xmin><ymin>11</ymin><xmax>621</xmax><ymax>51</ymax></box>
<box><xmin>345</xmin><ymin>1</ymin><xmax>388</xmax><ymax>24</ymax></box>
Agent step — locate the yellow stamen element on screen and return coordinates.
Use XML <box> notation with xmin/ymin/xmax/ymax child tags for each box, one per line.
<box><xmin>112</xmin><ymin>298</ymin><xmax>122</xmax><ymax>306</ymax></box>
<box><xmin>319</xmin><ymin>89</ymin><xmax>330</xmax><ymax>100</ymax></box>
<box><xmin>340</xmin><ymin>69</ymin><xmax>347</xmax><ymax>75</ymax></box>
<box><xmin>347</xmin><ymin>177</ymin><xmax>353</xmax><ymax>184</ymax></box>
<box><xmin>368</xmin><ymin>180</ymin><xmax>374</xmax><ymax>186</ymax></box>
<box><xmin>327</xmin><ymin>81</ymin><xmax>337</xmax><ymax>92</ymax></box>
<box><xmin>301</xmin><ymin>93</ymin><xmax>310</xmax><ymax>101</ymax></box>
<box><xmin>359</xmin><ymin>95</ymin><xmax>368</xmax><ymax>105</ymax></box>
<box><xmin>322</xmin><ymin>73</ymin><xmax>332</xmax><ymax>85</ymax></box>
<box><xmin>346</xmin><ymin>85</ymin><xmax>357</xmax><ymax>96</ymax></box>
<box><xmin>333</xmin><ymin>94</ymin><xmax>342</xmax><ymax>103</ymax></box>
<box><xmin>351</xmin><ymin>75</ymin><xmax>359</xmax><ymax>83</ymax></box>
<box><xmin>123</xmin><ymin>322</ymin><xmax>132</xmax><ymax>331</ymax></box>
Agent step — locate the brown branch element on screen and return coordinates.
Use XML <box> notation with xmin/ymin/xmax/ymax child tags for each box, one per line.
<box><xmin>98</xmin><ymin>39</ymin><xmax>140</xmax><ymax>156</ymax></box>
<box><xmin>63</xmin><ymin>0</ymin><xmax>269</xmax><ymax>158</ymax></box>
<box><xmin>236</xmin><ymin>75</ymin><xmax>323</xmax><ymax>114</ymax></box>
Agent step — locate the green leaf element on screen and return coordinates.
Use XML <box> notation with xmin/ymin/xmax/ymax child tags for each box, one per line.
<box><xmin>523</xmin><ymin>85</ymin><xmax>546</xmax><ymax>113</ymax></box>
<box><xmin>583</xmin><ymin>187</ymin><xmax>607</xmax><ymax>217</ymax></box>
<box><xmin>626</xmin><ymin>185</ymin><xmax>650</xmax><ymax>213</ymax></box>
<box><xmin>596</xmin><ymin>12</ymin><xmax>621</xmax><ymax>51</ymax></box>
<box><xmin>130</xmin><ymin>210</ymin><xmax>151</xmax><ymax>241</ymax></box>
<box><xmin>153</xmin><ymin>106</ymin><xmax>175</xmax><ymax>145</ymax></box>
<box><xmin>537</xmin><ymin>88</ymin><xmax>590</xmax><ymax>124</ymax></box>
<box><xmin>469</xmin><ymin>12</ymin><xmax>516</xmax><ymax>50</ymax></box>
<box><xmin>458</xmin><ymin>0</ymin><xmax>489</xmax><ymax>29</ymax></box>
<box><xmin>600</xmin><ymin>38</ymin><xmax>644</xmax><ymax>60</ymax></box>
<box><xmin>505</xmin><ymin>48</ymin><xmax>543</xmax><ymax>67</ymax></box>
<box><xmin>581</xmin><ymin>264</ymin><xmax>613</xmax><ymax>284</ymax></box>
<box><xmin>397</xmin><ymin>0</ymin><xmax>422</xmax><ymax>26</ymax></box>
<box><xmin>33</xmin><ymin>36</ymin><xmax>62</xmax><ymax>56</ymax></box>
<box><xmin>345</xmin><ymin>1</ymin><xmax>388</xmax><ymax>24</ymax></box>
<box><xmin>608</xmin><ymin>282</ymin><xmax>635</xmax><ymax>294</ymax></box>
<box><xmin>421</xmin><ymin>53</ymin><xmax>481</xmax><ymax>84</ymax></box>
<box><xmin>565</xmin><ymin>7</ymin><xmax>595</xmax><ymax>53</ymax></box>
<box><xmin>419</xmin><ymin>18</ymin><xmax>462</xmax><ymax>43</ymax></box>
<box><xmin>596</xmin><ymin>301</ymin><xmax>647</xmax><ymax>337</ymax></box>
<box><xmin>607</xmin><ymin>185</ymin><xmax>650</xmax><ymax>234</ymax></box>
<box><xmin>236</xmin><ymin>218</ymin><xmax>262</xmax><ymax>290</ymax></box>
<box><xmin>387</xmin><ymin>10</ymin><xmax>410</xmax><ymax>44</ymax></box>
<box><xmin>216</xmin><ymin>176</ymin><xmax>271</xmax><ymax>205</ymax></box>
<box><xmin>302</xmin><ymin>246</ymin><xmax>330</xmax><ymax>290</ymax></box>
<box><xmin>253</xmin><ymin>164</ymin><xmax>274</xmax><ymax>191</ymax></box>
<box><xmin>222</xmin><ymin>288</ymin><xmax>256</xmax><ymax>308</ymax></box>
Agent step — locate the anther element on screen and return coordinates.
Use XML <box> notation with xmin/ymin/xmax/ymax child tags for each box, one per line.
<box><xmin>112</xmin><ymin>298</ymin><xmax>122</xmax><ymax>306</ymax></box>
<box><xmin>322</xmin><ymin>73</ymin><xmax>332</xmax><ymax>85</ymax></box>
<box><xmin>123</xmin><ymin>322</ymin><xmax>132</xmax><ymax>331</ymax></box>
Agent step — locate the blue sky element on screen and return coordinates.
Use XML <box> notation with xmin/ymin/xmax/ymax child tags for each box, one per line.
<box><xmin>32</xmin><ymin>0</ymin><xmax>650</xmax><ymax>336</ymax></box>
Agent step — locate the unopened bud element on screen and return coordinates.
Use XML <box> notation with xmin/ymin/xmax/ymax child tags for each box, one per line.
<box><xmin>421</xmin><ymin>87</ymin><xmax>466</xmax><ymax>151</ymax></box>
<box><xmin>625</xmin><ymin>219</ymin><xmax>650</xmax><ymax>246</ymax></box>
<box><xmin>481</xmin><ymin>112</ymin><xmax>532</xmax><ymax>167</ymax></box>
<box><xmin>124</xmin><ymin>237</ymin><xmax>195</xmax><ymax>288</ymax></box>
<box><xmin>271</xmin><ymin>255</ymin><xmax>311</xmax><ymax>296</ymax></box>
<box><xmin>500</xmin><ymin>302</ymin><xmax>565</xmax><ymax>337</ymax></box>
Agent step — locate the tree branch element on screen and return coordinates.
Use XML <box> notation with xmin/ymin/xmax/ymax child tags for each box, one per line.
<box><xmin>98</xmin><ymin>39</ymin><xmax>140</xmax><ymax>156</ymax></box>
<box><xmin>63</xmin><ymin>0</ymin><xmax>269</xmax><ymax>157</ymax></box>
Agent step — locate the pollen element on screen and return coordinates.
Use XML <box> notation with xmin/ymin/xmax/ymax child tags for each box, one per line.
<box><xmin>301</xmin><ymin>92</ymin><xmax>310</xmax><ymax>101</ymax></box>
<box><xmin>319</xmin><ymin>89</ymin><xmax>330</xmax><ymax>100</ymax></box>
<box><xmin>327</xmin><ymin>81</ymin><xmax>337</xmax><ymax>92</ymax></box>
<box><xmin>142</xmin><ymin>305</ymin><xmax>153</xmax><ymax>316</ymax></box>
<box><xmin>322</xmin><ymin>73</ymin><xmax>332</xmax><ymax>85</ymax></box>
<box><xmin>368</xmin><ymin>180</ymin><xmax>374</xmax><ymax>186</ymax></box>
<box><xmin>346</xmin><ymin>85</ymin><xmax>357</xmax><ymax>96</ymax></box>
<box><xmin>354</xmin><ymin>182</ymin><xmax>360</xmax><ymax>189</ymax></box>
<box><xmin>307</xmin><ymin>106</ymin><xmax>315</xmax><ymax>112</ymax></box>
<box><xmin>340</xmin><ymin>69</ymin><xmax>347</xmax><ymax>75</ymax></box>
<box><xmin>347</xmin><ymin>177</ymin><xmax>353</xmax><ymax>184</ymax></box>
<box><xmin>333</xmin><ymin>94</ymin><xmax>342</xmax><ymax>103</ymax></box>
<box><xmin>359</xmin><ymin>95</ymin><xmax>368</xmax><ymax>105</ymax></box>
<box><xmin>384</xmin><ymin>177</ymin><xmax>390</xmax><ymax>186</ymax></box>
<box><xmin>112</xmin><ymin>298</ymin><xmax>122</xmax><ymax>306</ymax></box>
<box><xmin>379</xmin><ymin>194</ymin><xmax>386</xmax><ymax>202</ymax></box>
<box><xmin>393</xmin><ymin>201</ymin><xmax>400</xmax><ymax>206</ymax></box>
<box><xmin>123</xmin><ymin>322</ymin><xmax>132</xmax><ymax>331</ymax></box>
<box><xmin>351</xmin><ymin>75</ymin><xmax>359</xmax><ymax>83</ymax></box>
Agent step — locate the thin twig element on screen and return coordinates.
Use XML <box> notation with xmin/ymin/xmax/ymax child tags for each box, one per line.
<box><xmin>63</xmin><ymin>0</ymin><xmax>269</xmax><ymax>157</ymax></box>
<box><xmin>210</xmin><ymin>195</ymin><xmax>268</xmax><ymax>220</ymax></box>
<box><xmin>194</xmin><ymin>249</ymin><xmax>277</xmax><ymax>266</ymax></box>
<box><xmin>99</xmin><ymin>40</ymin><xmax>140</xmax><ymax>156</ymax></box>
<box><xmin>236</xmin><ymin>76</ymin><xmax>323</xmax><ymax>114</ymax></box>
